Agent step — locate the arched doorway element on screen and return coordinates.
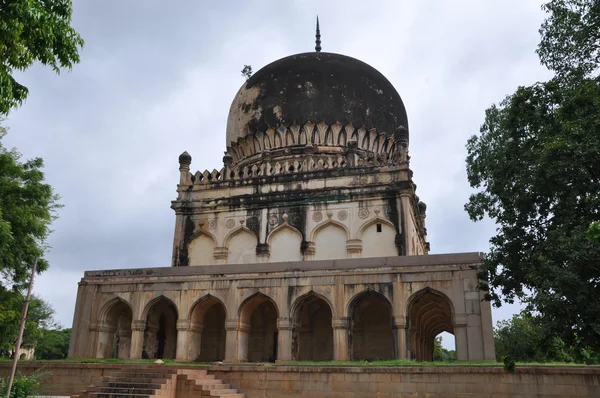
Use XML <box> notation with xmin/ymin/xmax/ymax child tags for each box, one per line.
<box><xmin>98</xmin><ymin>299</ymin><xmax>132</xmax><ymax>359</ymax></box>
<box><xmin>292</xmin><ymin>294</ymin><xmax>333</xmax><ymax>361</ymax></box>
<box><xmin>239</xmin><ymin>294</ymin><xmax>278</xmax><ymax>362</ymax></box>
<box><xmin>189</xmin><ymin>296</ymin><xmax>226</xmax><ymax>362</ymax></box>
<box><xmin>349</xmin><ymin>291</ymin><xmax>394</xmax><ymax>361</ymax></box>
<box><xmin>142</xmin><ymin>297</ymin><xmax>178</xmax><ymax>360</ymax></box>
<box><xmin>407</xmin><ymin>289</ymin><xmax>454</xmax><ymax>361</ymax></box>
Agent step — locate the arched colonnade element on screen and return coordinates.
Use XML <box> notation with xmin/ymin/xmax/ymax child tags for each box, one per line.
<box><xmin>95</xmin><ymin>288</ymin><xmax>457</xmax><ymax>362</ymax></box>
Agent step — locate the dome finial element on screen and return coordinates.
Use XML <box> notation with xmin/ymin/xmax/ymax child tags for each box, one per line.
<box><xmin>315</xmin><ymin>16</ymin><xmax>322</xmax><ymax>52</ymax></box>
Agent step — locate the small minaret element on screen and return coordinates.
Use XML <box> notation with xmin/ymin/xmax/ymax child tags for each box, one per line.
<box><xmin>178</xmin><ymin>151</ymin><xmax>192</xmax><ymax>186</ymax></box>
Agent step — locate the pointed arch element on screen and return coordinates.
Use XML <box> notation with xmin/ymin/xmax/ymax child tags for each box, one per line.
<box><xmin>238</xmin><ymin>292</ymin><xmax>279</xmax><ymax>362</ymax></box>
<box><xmin>291</xmin><ymin>291</ymin><xmax>334</xmax><ymax>361</ymax></box>
<box><xmin>142</xmin><ymin>294</ymin><xmax>179</xmax><ymax>320</ymax></box>
<box><xmin>99</xmin><ymin>296</ymin><xmax>133</xmax><ymax>322</ymax></box>
<box><xmin>311</xmin><ymin>219</ymin><xmax>350</xmax><ymax>261</ymax></box>
<box><xmin>309</xmin><ymin>219</ymin><xmax>351</xmax><ymax>242</ymax></box>
<box><xmin>223</xmin><ymin>225</ymin><xmax>258</xmax><ymax>247</ymax></box>
<box><xmin>290</xmin><ymin>290</ymin><xmax>336</xmax><ymax>320</ymax></box>
<box><xmin>224</xmin><ymin>226</ymin><xmax>258</xmax><ymax>264</ymax></box>
<box><xmin>357</xmin><ymin>217</ymin><xmax>397</xmax><ymax>239</ymax></box>
<box><xmin>238</xmin><ymin>292</ymin><xmax>279</xmax><ymax>324</ymax></box>
<box><xmin>267</xmin><ymin>222</ymin><xmax>303</xmax><ymax>262</ymax></box>
<box><xmin>189</xmin><ymin>294</ymin><xmax>227</xmax><ymax>362</ymax></box>
<box><xmin>188</xmin><ymin>294</ymin><xmax>228</xmax><ymax>321</ymax></box>
<box><xmin>406</xmin><ymin>288</ymin><xmax>455</xmax><ymax>361</ymax></box>
<box><xmin>347</xmin><ymin>289</ymin><xmax>394</xmax><ymax>361</ymax></box>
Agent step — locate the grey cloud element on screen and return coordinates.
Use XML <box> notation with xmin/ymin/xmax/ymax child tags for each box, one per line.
<box><xmin>5</xmin><ymin>1</ymin><xmax>543</xmax><ymax>329</ymax></box>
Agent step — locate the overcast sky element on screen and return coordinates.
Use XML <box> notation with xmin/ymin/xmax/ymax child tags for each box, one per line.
<box><xmin>4</xmin><ymin>0</ymin><xmax>553</xmax><ymax>343</ymax></box>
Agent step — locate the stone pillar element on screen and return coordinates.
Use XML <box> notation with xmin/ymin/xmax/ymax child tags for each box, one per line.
<box><xmin>129</xmin><ymin>320</ymin><xmax>146</xmax><ymax>359</ymax></box>
<box><xmin>303</xmin><ymin>242</ymin><xmax>315</xmax><ymax>261</ymax></box>
<box><xmin>454</xmin><ymin>314</ymin><xmax>469</xmax><ymax>361</ymax></box>
<box><xmin>224</xmin><ymin>320</ymin><xmax>239</xmax><ymax>362</ymax></box>
<box><xmin>236</xmin><ymin>322</ymin><xmax>251</xmax><ymax>362</ymax></box>
<box><xmin>214</xmin><ymin>247</ymin><xmax>229</xmax><ymax>265</ymax></box>
<box><xmin>332</xmin><ymin>317</ymin><xmax>349</xmax><ymax>361</ymax></box>
<box><xmin>276</xmin><ymin>318</ymin><xmax>293</xmax><ymax>362</ymax></box>
<box><xmin>393</xmin><ymin>316</ymin><xmax>407</xmax><ymax>359</ymax></box>
<box><xmin>176</xmin><ymin>319</ymin><xmax>191</xmax><ymax>362</ymax></box>
<box><xmin>95</xmin><ymin>322</ymin><xmax>116</xmax><ymax>359</ymax></box>
<box><xmin>117</xmin><ymin>329</ymin><xmax>132</xmax><ymax>359</ymax></box>
<box><xmin>188</xmin><ymin>322</ymin><xmax>204</xmax><ymax>362</ymax></box>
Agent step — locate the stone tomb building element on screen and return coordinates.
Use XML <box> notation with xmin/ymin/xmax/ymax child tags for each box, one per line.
<box><xmin>68</xmin><ymin>49</ymin><xmax>495</xmax><ymax>363</ymax></box>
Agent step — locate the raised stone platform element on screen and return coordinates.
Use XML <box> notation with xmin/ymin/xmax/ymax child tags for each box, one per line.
<box><xmin>1</xmin><ymin>362</ymin><xmax>598</xmax><ymax>397</ymax></box>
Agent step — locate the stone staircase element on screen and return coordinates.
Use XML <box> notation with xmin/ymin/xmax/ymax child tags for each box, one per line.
<box><xmin>71</xmin><ymin>365</ymin><xmax>244</xmax><ymax>398</ymax></box>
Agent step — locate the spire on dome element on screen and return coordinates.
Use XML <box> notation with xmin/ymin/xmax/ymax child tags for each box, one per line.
<box><xmin>315</xmin><ymin>16</ymin><xmax>322</xmax><ymax>52</ymax></box>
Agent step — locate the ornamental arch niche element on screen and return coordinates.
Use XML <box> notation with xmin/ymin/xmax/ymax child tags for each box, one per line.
<box><xmin>97</xmin><ymin>297</ymin><xmax>133</xmax><ymax>359</ymax></box>
<box><xmin>238</xmin><ymin>293</ymin><xmax>279</xmax><ymax>362</ymax></box>
<box><xmin>291</xmin><ymin>292</ymin><xmax>333</xmax><ymax>361</ymax></box>
<box><xmin>189</xmin><ymin>295</ymin><xmax>227</xmax><ymax>362</ymax></box>
<box><xmin>348</xmin><ymin>290</ymin><xmax>394</xmax><ymax>361</ymax></box>
<box><xmin>359</xmin><ymin>218</ymin><xmax>397</xmax><ymax>258</ymax></box>
<box><xmin>225</xmin><ymin>227</ymin><xmax>258</xmax><ymax>264</ymax></box>
<box><xmin>142</xmin><ymin>296</ymin><xmax>178</xmax><ymax>360</ymax></box>
<box><xmin>188</xmin><ymin>231</ymin><xmax>217</xmax><ymax>266</ymax></box>
<box><xmin>267</xmin><ymin>223</ymin><xmax>303</xmax><ymax>262</ymax></box>
<box><xmin>406</xmin><ymin>288</ymin><xmax>454</xmax><ymax>361</ymax></box>
<box><xmin>312</xmin><ymin>221</ymin><xmax>349</xmax><ymax>260</ymax></box>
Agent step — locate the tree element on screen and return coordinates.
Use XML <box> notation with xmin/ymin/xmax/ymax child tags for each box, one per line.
<box><xmin>465</xmin><ymin>0</ymin><xmax>600</xmax><ymax>351</ymax></box>
<box><xmin>432</xmin><ymin>336</ymin><xmax>456</xmax><ymax>362</ymax></box>
<box><xmin>494</xmin><ymin>311</ymin><xmax>599</xmax><ymax>363</ymax></box>
<box><xmin>0</xmin><ymin>0</ymin><xmax>84</xmax><ymax>115</ymax></box>
<box><xmin>0</xmin><ymin>288</ymin><xmax>56</xmax><ymax>358</ymax></box>
<box><xmin>34</xmin><ymin>328</ymin><xmax>70</xmax><ymax>360</ymax></box>
<box><xmin>0</xmin><ymin>125</ymin><xmax>61</xmax><ymax>287</ymax></box>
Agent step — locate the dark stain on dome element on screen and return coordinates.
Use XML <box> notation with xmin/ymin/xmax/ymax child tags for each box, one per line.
<box><xmin>230</xmin><ymin>52</ymin><xmax>408</xmax><ymax>142</ymax></box>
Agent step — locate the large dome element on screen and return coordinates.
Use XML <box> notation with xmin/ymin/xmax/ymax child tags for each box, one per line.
<box><xmin>226</xmin><ymin>52</ymin><xmax>409</xmax><ymax>149</ymax></box>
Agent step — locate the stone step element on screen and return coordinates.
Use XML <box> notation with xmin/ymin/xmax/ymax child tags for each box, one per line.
<box><xmin>202</xmin><ymin>389</ymin><xmax>240</xmax><ymax>397</ymax></box>
<box><xmin>189</xmin><ymin>377</ymin><xmax>222</xmax><ymax>385</ymax></box>
<box><xmin>200</xmin><ymin>383</ymin><xmax>231</xmax><ymax>390</ymax></box>
<box><xmin>95</xmin><ymin>387</ymin><xmax>157</xmax><ymax>395</ymax></box>
<box><xmin>106</xmin><ymin>382</ymin><xmax>164</xmax><ymax>389</ymax></box>
<box><xmin>111</xmin><ymin>372</ymin><xmax>177</xmax><ymax>379</ymax></box>
<box><xmin>88</xmin><ymin>393</ymin><xmax>153</xmax><ymax>398</ymax></box>
<box><xmin>102</xmin><ymin>376</ymin><xmax>166</xmax><ymax>384</ymax></box>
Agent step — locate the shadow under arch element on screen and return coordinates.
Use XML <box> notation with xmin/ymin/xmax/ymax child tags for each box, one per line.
<box><xmin>290</xmin><ymin>291</ymin><xmax>334</xmax><ymax>361</ymax></box>
<box><xmin>347</xmin><ymin>289</ymin><xmax>394</xmax><ymax>361</ymax></box>
<box><xmin>406</xmin><ymin>287</ymin><xmax>455</xmax><ymax>361</ymax></box>
<box><xmin>142</xmin><ymin>295</ymin><xmax>178</xmax><ymax>360</ymax></box>
<box><xmin>189</xmin><ymin>294</ymin><xmax>227</xmax><ymax>362</ymax></box>
<box><xmin>97</xmin><ymin>296</ymin><xmax>133</xmax><ymax>359</ymax></box>
<box><xmin>238</xmin><ymin>292</ymin><xmax>279</xmax><ymax>362</ymax></box>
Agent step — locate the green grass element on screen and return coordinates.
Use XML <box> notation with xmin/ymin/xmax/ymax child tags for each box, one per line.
<box><xmin>1</xmin><ymin>358</ymin><xmax>594</xmax><ymax>367</ymax></box>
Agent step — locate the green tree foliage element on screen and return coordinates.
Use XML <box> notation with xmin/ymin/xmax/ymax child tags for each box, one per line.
<box><xmin>466</xmin><ymin>0</ymin><xmax>600</xmax><ymax>351</ymax></box>
<box><xmin>0</xmin><ymin>125</ymin><xmax>61</xmax><ymax>286</ymax></box>
<box><xmin>0</xmin><ymin>287</ymin><xmax>55</xmax><ymax>358</ymax></box>
<box><xmin>0</xmin><ymin>0</ymin><xmax>84</xmax><ymax>115</ymax></box>
<box><xmin>1</xmin><ymin>371</ymin><xmax>48</xmax><ymax>398</ymax></box>
<box><xmin>432</xmin><ymin>336</ymin><xmax>456</xmax><ymax>362</ymax></box>
<box><xmin>494</xmin><ymin>312</ymin><xmax>599</xmax><ymax>364</ymax></box>
<box><xmin>34</xmin><ymin>328</ymin><xmax>70</xmax><ymax>359</ymax></box>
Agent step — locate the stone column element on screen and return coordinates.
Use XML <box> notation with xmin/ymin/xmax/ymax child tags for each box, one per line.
<box><xmin>236</xmin><ymin>322</ymin><xmax>251</xmax><ymax>362</ymax></box>
<box><xmin>454</xmin><ymin>314</ymin><xmax>469</xmax><ymax>361</ymax></box>
<box><xmin>332</xmin><ymin>317</ymin><xmax>349</xmax><ymax>361</ymax></box>
<box><xmin>346</xmin><ymin>240</ymin><xmax>362</xmax><ymax>259</ymax></box>
<box><xmin>95</xmin><ymin>322</ymin><xmax>114</xmax><ymax>359</ymax></box>
<box><xmin>188</xmin><ymin>322</ymin><xmax>204</xmax><ymax>362</ymax></box>
<box><xmin>176</xmin><ymin>319</ymin><xmax>191</xmax><ymax>362</ymax></box>
<box><xmin>224</xmin><ymin>320</ymin><xmax>239</xmax><ymax>362</ymax></box>
<box><xmin>276</xmin><ymin>318</ymin><xmax>293</xmax><ymax>362</ymax></box>
<box><xmin>393</xmin><ymin>316</ymin><xmax>407</xmax><ymax>359</ymax></box>
<box><xmin>129</xmin><ymin>320</ymin><xmax>146</xmax><ymax>359</ymax></box>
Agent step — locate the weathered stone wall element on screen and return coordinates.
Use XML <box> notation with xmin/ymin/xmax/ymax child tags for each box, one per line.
<box><xmin>0</xmin><ymin>363</ymin><xmax>598</xmax><ymax>398</ymax></box>
<box><xmin>210</xmin><ymin>365</ymin><xmax>600</xmax><ymax>398</ymax></box>
<box><xmin>69</xmin><ymin>253</ymin><xmax>495</xmax><ymax>363</ymax></box>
